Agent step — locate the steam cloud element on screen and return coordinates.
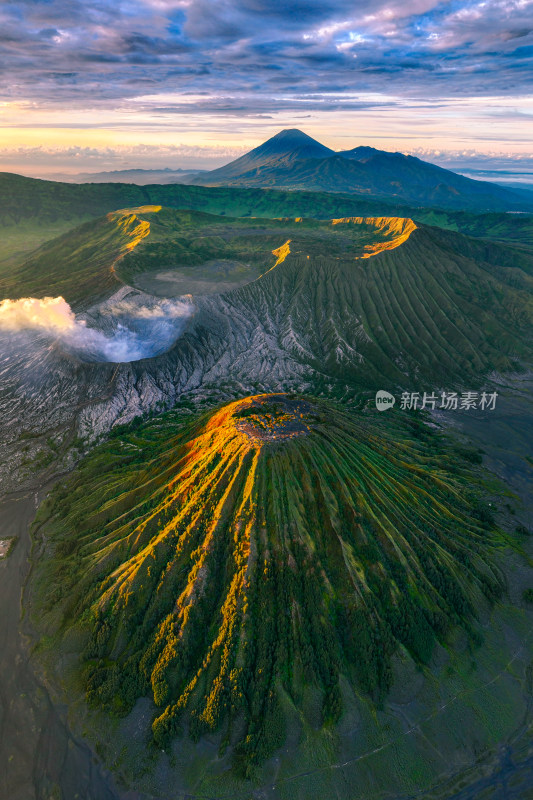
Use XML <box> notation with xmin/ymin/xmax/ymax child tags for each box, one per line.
<box><xmin>0</xmin><ymin>295</ymin><xmax>193</xmax><ymax>362</ymax></box>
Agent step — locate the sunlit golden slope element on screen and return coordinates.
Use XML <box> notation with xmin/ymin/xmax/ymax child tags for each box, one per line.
<box><xmin>331</xmin><ymin>216</ymin><xmax>417</xmax><ymax>258</ymax></box>
<box><xmin>35</xmin><ymin>396</ymin><xmax>505</xmax><ymax>772</ymax></box>
<box><xmin>265</xmin><ymin>218</ymin><xmax>417</xmax><ymax>271</ymax></box>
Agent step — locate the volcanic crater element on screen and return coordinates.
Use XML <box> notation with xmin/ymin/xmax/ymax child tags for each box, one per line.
<box><xmin>232</xmin><ymin>394</ymin><xmax>315</xmax><ymax>443</ymax></box>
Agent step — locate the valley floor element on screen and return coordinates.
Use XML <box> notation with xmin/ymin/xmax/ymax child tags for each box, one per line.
<box><xmin>0</xmin><ymin>487</ymin><xmax>123</xmax><ymax>800</ymax></box>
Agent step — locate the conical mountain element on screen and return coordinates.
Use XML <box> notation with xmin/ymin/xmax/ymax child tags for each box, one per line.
<box><xmin>34</xmin><ymin>395</ymin><xmax>504</xmax><ymax>772</ymax></box>
<box><xmin>191</xmin><ymin>128</ymin><xmax>334</xmax><ymax>184</ymax></box>
<box><xmin>244</xmin><ymin>128</ymin><xmax>334</xmax><ymax>161</ymax></box>
<box><xmin>192</xmin><ymin>129</ymin><xmax>530</xmax><ymax>212</ymax></box>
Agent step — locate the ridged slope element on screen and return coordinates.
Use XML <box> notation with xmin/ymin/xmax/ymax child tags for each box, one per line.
<box><xmin>226</xmin><ymin>222</ymin><xmax>533</xmax><ymax>386</ymax></box>
<box><xmin>115</xmin><ymin>210</ymin><xmax>532</xmax><ymax>390</ymax></box>
<box><xmin>35</xmin><ymin>396</ymin><xmax>505</xmax><ymax>771</ymax></box>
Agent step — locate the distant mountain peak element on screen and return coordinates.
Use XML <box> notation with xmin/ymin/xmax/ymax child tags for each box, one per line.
<box><xmin>270</xmin><ymin>127</ymin><xmax>310</xmax><ymax>138</ymax></box>
<box><xmin>191</xmin><ymin>129</ymin><xmax>531</xmax><ymax>212</ymax></box>
<box><xmin>189</xmin><ymin>127</ymin><xmax>334</xmax><ymax>183</ymax></box>
<box><xmin>267</xmin><ymin>128</ymin><xmax>322</xmax><ymax>144</ymax></box>
<box><xmin>339</xmin><ymin>145</ymin><xmax>410</xmax><ymax>162</ymax></box>
<box><xmin>248</xmin><ymin>128</ymin><xmax>334</xmax><ymax>161</ymax></box>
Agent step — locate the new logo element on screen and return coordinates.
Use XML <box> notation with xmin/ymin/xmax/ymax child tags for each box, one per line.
<box><xmin>375</xmin><ymin>390</ymin><xmax>396</xmax><ymax>411</ymax></box>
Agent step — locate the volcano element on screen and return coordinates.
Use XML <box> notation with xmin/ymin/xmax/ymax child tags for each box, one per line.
<box><xmin>192</xmin><ymin>129</ymin><xmax>531</xmax><ymax>212</ymax></box>
<box><xmin>33</xmin><ymin>395</ymin><xmax>504</xmax><ymax>774</ymax></box>
<box><xmin>192</xmin><ymin>128</ymin><xmax>334</xmax><ymax>183</ymax></box>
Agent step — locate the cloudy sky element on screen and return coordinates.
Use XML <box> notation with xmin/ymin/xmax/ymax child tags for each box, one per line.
<box><xmin>0</xmin><ymin>0</ymin><xmax>532</xmax><ymax>176</ymax></box>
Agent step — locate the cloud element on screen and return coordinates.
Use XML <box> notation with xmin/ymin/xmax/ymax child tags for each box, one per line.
<box><xmin>0</xmin><ymin>0</ymin><xmax>531</xmax><ymax>175</ymax></box>
<box><xmin>0</xmin><ymin>0</ymin><xmax>531</xmax><ymax>109</ymax></box>
<box><xmin>410</xmin><ymin>148</ymin><xmax>533</xmax><ymax>167</ymax></box>
<box><xmin>0</xmin><ymin>295</ymin><xmax>194</xmax><ymax>362</ymax></box>
<box><xmin>0</xmin><ymin>142</ymin><xmax>247</xmax><ymax>172</ymax></box>
<box><xmin>0</xmin><ymin>296</ymin><xmax>78</xmax><ymax>333</ymax></box>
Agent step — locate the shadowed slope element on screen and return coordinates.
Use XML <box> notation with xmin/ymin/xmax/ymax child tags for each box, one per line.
<box><xmin>225</xmin><ymin>222</ymin><xmax>533</xmax><ymax>387</ymax></box>
<box><xmin>34</xmin><ymin>396</ymin><xmax>505</xmax><ymax>772</ymax></box>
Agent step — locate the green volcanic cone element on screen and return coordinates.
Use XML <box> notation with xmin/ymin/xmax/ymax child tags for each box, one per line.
<box><xmin>34</xmin><ymin>395</ymin><xmax>505</xmax><ymax>772</ymax></box>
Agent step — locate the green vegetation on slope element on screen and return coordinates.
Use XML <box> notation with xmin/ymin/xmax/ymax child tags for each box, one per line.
<box><xmin>116</xmin><ymin>209</ymin><xmax>418</xmax><ymax>286</ymax></box>
<box><xmin>0</xmin><ymin>206</ymin><xmax>158</xmax><ymax>307</ymax></box>
<box><xmin>33</xmin><ymin>395</ymin><xmax>506</xmax><ymax>774</ymax></box>
<box><xmin>0</xmin><ymin>207</ymin><xmax>422</xmax><ymax>306</ymax></box>
<box><xmin>0</xmin><ymin>218</ymin><xmax>93</xmax><ymax>270</ymax></box>
<box><xmin>2</xmin><ymin>173</ymin><xmax>533</xmax><ymax>270</ymax></box>
<box><xmin>227</xmin><ymin>222</ymin><xmax>533</xmax><ymax>387</ymax></box>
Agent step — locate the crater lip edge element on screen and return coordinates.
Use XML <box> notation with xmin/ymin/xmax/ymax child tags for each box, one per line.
<box><xmin>229</xmin><ymin>393</ymin><xmax>318</xmax><ymax>444</ymax></box>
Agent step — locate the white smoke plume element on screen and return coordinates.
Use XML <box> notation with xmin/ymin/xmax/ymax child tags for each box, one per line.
<box><xmin>0</xmin><ymin>295</ymin><xmax>193</xmax><ymax>362</ymax></box>
<box><xmin>0</xmin><ymin>296</ymin><xmax>77</xmax><ymax>333</ymax></box>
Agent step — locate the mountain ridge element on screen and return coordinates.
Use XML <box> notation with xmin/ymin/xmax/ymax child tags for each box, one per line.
<box><xmin>191</xmin><ymin>129</ymin><xmax>531</xmax><ymax>212</ymax></box>
<box><xmin>2</xmin><ymin>172</ymin><xmax>533</xmax><ymax>271</ymax></box>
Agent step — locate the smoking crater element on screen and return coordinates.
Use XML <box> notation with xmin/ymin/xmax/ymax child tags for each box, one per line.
<box><xmin>0</xmin><ymin>293</ymin><xmax>193</xmax><ymax>363</ymax></box>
